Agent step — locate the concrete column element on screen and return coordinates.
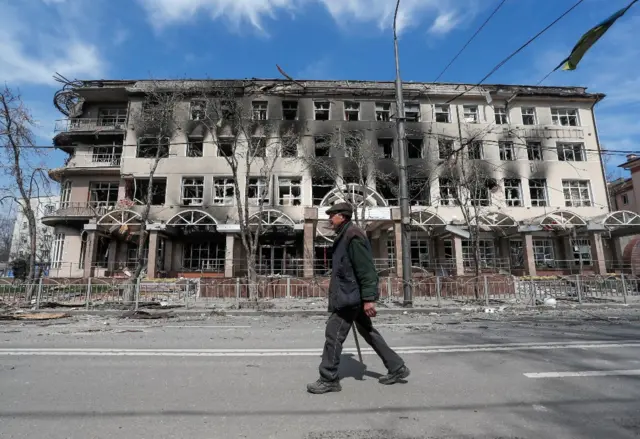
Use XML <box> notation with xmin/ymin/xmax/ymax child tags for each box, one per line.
<box><xmin>590</xmin><ymin>233</ymin><xmax>607</xmax><ymax>274</ymax></box>
<box><xmin>146</xmin><ymin>231</ymin><xmax>158</xmax><ymax>279</ymax></box>
<box><xmin>393</xmin><ymin>220</ymin><xmax>403</xmax><ymax>277</ymax></box>
<box><xmin>522</xmin><ymin>234</ymin><xmax>537</xmax><ymax>276</ymax></box>
<box><xmin>452</xmin><ymin>236</ymin><xmax>465</xmax><ymax>276</ymax></box>
<box><xmin>498</xmin><ymin>238</ymin><xmax>510</xmax><ymax>270</ymax></box>
<box><xmin>563</xmin><ymin>236</ymin><xmax>575</xmax><ymax>270</ymax></box>
<box><xmin>107</xmin><ymin>240</ymin><xmax>118</xmax><ymax>273</ymax></box>
<box><xmin>378</xmin><ymin>229</ymin><xmax>390</xmax><ymax>268</ymax></box>
<box><xmin>83</xmin><ymin>230</ymin><xmax>98</xmax><ymax>278</ymax></box>
<box><xmin>303</xmin><ymin>221</ymin><xmax>315</xmax><ymax>278</ymax></box>
<box><xmin>172</xmin><ymin>242</ymin><xmax>183</xmax><ymax>273</ymax></box>
<box><xmin>163</xmin><ymin>240</ymin><xmax>173</xmax><ymax>274</ymax></box>
<box><xmin>224</xmin><ymin>234</ymin><xmax>235</xmax><ymax>278</ymax></box>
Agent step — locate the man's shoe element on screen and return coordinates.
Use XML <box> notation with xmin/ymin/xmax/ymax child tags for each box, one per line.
<box><xmin>379</xmin><ymin>365</ymin><xmax>410</xmax><ymax>385</ymax></box>
<box><xmin>307</xmin><ymin>379</ymin><xmax>342</xmax><ymax>394</ymax></box>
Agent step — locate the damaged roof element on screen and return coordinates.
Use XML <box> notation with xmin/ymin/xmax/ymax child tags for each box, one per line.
<box><xmin>67</xmin><ymin>78</ymin><xmax>605</xmax><ymax>101</ymax></box>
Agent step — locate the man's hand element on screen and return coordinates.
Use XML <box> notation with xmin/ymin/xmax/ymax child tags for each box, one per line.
<box><xmin>363</xmin><ymin>301</ymin><xmax>377</xmax><ymax>318</ymax></box>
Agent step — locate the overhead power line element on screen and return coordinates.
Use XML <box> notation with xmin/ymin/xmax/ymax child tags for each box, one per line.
<box><xmin>444</xmin><ymin>0</ymin><xmax>587</xmax><ymax>104</ymax></box>
<box><xmin>434</xmin><ymin>0</ymin><xmax>510</xmax><ymax>82</ymax></box>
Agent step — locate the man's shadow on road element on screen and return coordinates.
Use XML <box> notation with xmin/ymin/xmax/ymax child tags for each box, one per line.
<box><xmin>338</xmin><ymin>354</ymin><xmax>383</xmax><ymax>381</ymax></box>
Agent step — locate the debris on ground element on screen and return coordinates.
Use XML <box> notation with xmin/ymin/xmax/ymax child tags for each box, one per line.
<box><xmin>0</xmin><ymin>312</ymin><xmax>70</xmax><ymax>321</ymax></box>
<box><xmin>120</xmin><ymin>310</ymin><xmax>175</xmax><ymax>320</ymax></box>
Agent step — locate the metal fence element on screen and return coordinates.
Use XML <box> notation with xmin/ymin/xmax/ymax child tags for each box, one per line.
<box><xmin>1</xmin><ymin>274</ymin><xmax>638</xmax><ymax>311</ymax></box>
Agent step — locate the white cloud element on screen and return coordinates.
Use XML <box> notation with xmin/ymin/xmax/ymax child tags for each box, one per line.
<box><xmin>0</xmin><ymin>2</ymin><xmax>105</xmax><ymax>86</ymax></box>
<box><xmin>137</xmin><ymin>0</ymin><xmax>478</xmax><ymax>35</ymax></box>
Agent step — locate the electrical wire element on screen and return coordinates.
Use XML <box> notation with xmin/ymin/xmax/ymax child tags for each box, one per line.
<box><xmin>434</xmin><ymin>0</ymin><xmax>510</xmax><ymax>82</ymax></box>
<box><xmin>444</xmin><ymin>0</ymin><xmax>587</xmax><ymax>104</ymax></box>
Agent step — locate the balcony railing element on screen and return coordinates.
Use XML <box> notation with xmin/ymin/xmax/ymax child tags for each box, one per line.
<box><xmin>55</xmin><ymin>118</ymin><xmax>126</xmax><ymax>133</ymax></box>
<box><xmin>91</xmin><ymin>154</ymin><xmax>122</xmax><ymax>167</ymax></box>
<box><xmin>46</xmin><ymin>202</ymin><xmax>117</xmax><ymax>218</ymax></box>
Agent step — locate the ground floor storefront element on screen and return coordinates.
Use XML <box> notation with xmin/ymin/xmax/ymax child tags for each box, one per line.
<box><xmin>45</xmin><ymin>208</ymin><xmax>640</xmax><ymax>279</ymax></box>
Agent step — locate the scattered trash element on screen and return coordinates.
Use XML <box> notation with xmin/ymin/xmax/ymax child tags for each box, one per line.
<box><xmin>120</xmin><ymin>310</ymin><xmax>174</xmax><ymax>320</ymax></box>
<box><xmin>544</xmin><ymin>297</ymin><xmax>557</xmax><ymax>307</ymax></box>
<box><xmin>484</xmin><ymin>308</ymin><xmax>496</xmax><ymax>314</ymax></box>
<box><xmin>0</xmin><ymin>312</ymin><xmax>70</xmax><ymax>321</ymax></box>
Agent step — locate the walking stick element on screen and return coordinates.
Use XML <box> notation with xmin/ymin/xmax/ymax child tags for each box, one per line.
<box><xmin>352</xmin><ymin>324</ymin><xmax>364</xmax><ymax>367</ymax></box>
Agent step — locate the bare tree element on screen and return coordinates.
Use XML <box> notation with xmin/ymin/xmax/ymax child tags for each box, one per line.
<box><xmin>193</xmin><ymin>82</ymin><xmax>302</xmax><ymax>297</ymax></box>
<box><xmin>125</xmin><ymin>82</ymin><xmax>187</xmax><ymax>300</ymax></box>
<box><xmin>0</xmin><ymin>86</ymin><xmax>51</xmax><ymax>295</ymax></box>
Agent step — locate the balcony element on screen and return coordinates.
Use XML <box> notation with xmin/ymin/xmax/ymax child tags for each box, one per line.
<box><xmin>41</xmin><ymin>202</ymin><xmax>117</xmax><ymax>226</ymax></box>
<box><xmin>54</xmin><ymin>118</ymin><xmax>126</xmax><ymax>133</ymax></box>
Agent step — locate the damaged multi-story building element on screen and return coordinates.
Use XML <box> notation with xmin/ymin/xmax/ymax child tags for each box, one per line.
<box><xmin>44</xmin><ymin>78</ymin><xmax>637</xmax><ymax>279</ymax></box>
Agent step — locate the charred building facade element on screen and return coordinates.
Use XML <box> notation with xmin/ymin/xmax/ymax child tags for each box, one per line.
<box><xmin>45</xmin><ymin>79</ymin><xmax>629</xmax><ymax>279</ymax></box>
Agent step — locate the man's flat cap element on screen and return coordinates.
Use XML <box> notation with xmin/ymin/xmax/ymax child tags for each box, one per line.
<box><xmin>325</xmin><ymin>202</ymin><xmax>353</xmax><ymax>216</ymax></box>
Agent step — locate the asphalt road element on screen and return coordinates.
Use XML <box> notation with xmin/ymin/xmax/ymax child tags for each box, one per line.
<box><xmin>1</xmin><ymin>311</ymin><xmax>640</xmax><ymax>438</ymax></box>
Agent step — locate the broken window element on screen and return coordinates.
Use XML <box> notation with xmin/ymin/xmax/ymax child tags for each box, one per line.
<box><xmin>509</xmin><ymin>240</ymin><xmax>524</xmax><ymax>268</ymax></box>
<box><xmin>92</xmin><ymin>143</ymin><xmax>122</xmax><ymax>165</ymax></box>
<box><xmin>187</xmin><ymin>140</ymin><xmax>204</xmax><ymax>157</ymax></box>
<box><xmin>468</xmin><ymin>141</ymin><xmax>483</xmax><ymax>160</ymax></box>
<box><xmin>407</xmin><ymin>138</ymin><xmax>423</xmax><ymax>159</ymax></box>
<box><xmin>378</xmin><ymin>138</ymin><xmax>394</xmax><ymax>158</ymax></box>
<box><xmin>562</xmin><ymin>180</ymin><xmax>591</xmax><ymax>207</ymax></box>
<box><xmin>557</xmin><ymin>143</ymin><xmax>584</xmax><ymax>161</ymax></box>
<box><xmin>137</xmin><ymin>137</ymin><xmax>169</xmax><ymax>158</ymax></box>
<box><xmin>248</xmin><ymin>178</ymin><xmax>269</xmax><ymax>205</ymax></box>
<box><xmin>439</xmin><ymin>178</ymin><xmax>458</xmax><ymax>206</ymax></box>
<box><xmin>131</xmin><ymin>178</ymin><xmax>167</xmax><ymax>205</ymax></box>
<box><xmin>344</xmin><ymin>137</ymin><xmax>358</xmax><ymax>158</ymax></box>
<box><xmin>89</xmin><ymin>182</ymin><xmax>119</xmax><ymax>208</ymax></box>
<box><xmin>499</xmin><ymin>141</ymin><xmax>515</xmax><ymax>161</ymax></box>
<box><xmin>282</xmin><ymin>101</ymin><xmax>298</xmax><ymax>120</ymax></box>
<box><xmin>252</xmin><ymin>101</ymin><xmax>268</xmax><ymax>120</ymax></box>
<box><xmin>278</xmin><ymin>178</ymin><xmax>302</xmax><ymax>206</ymax></box>
<box><xmin>409</xmin><ymin>178</ymin><xmax>430</xmax><ymax>206</ymax></box>
<box><xmin>470</xmin><ymin>184</ymin><xmax>490</xmax><ymax>206</ymax></box>
<box><xmin>533</xmin><ymin>239</ymin><xmax>555</xmax><ymax>267</ymax></box>
<box><xmin>504</xmin><ymin>178</ymin><xmax>522</xmax><ymax>207</ymax></box>
<box><xmin>181</xmin><ymin>177</ymin><xmax>204</xmax><ymax>206</ymax></box>
<box><xmin>314</xmin><ymin>136</ymin><xmax>330</xmax><ymax>157</ymax></box>
<box><xmin>439</xmin><ymin>139</ymin><xmax>454</xmax><ymax>159</ymax></box>
<box><xmin>571</xmin><ymin>238</ymin><xmax>592</xmax><ymax>266</ymax></box>
<box><xmin>435</xmin><ymin>104</ymin><xmax>450</xmax><ymax>123</ymax></box>
<box><xmin>280</xmin><ymin>138</ymin><xmax>297</xmax><ymax>157</ymax></box>
<box><xmin>404</xmin><ymin>103</ymin><xmax>420</xmax><ymax>122</ymax></box>
<box><xmin>551</xmin><ymin>108</ymin><xmax>579</xmax><ymax>126</ymax></box>
<box><xmin>60</xmin><ymin>181</ymin><xmax>71</xmax><ymax>208</ymax></box>
<box><xmin>221</xmin><ymin>100</ymin><xmax>233</xmax><ymax>119</ymax></box>
<box><xmin>344</xmin><ymin>102</ymin><xmax>360</xmax><ymax>121</ymax></box>
<box><xmin>494</xmin><ymin>107</ymin><xmax>508</xmax><ymax>125</ymax></box>
<box><xmin>463</xmin><ymin>105</ymin><xmax>479</xmax><ymax>123</ymax></box>
<box><xmin>190</xmin><ymin>100</ymin><xmax>206</xmax><ymax>120</ymax></box>
<box><xmin>213</xmin><ymin>178</ymin><xmax>235</xmax><ymax>205</ymax></box>
<box><xmin>250</xmin><ymin>137</ymin><xmax>267</xmax><ymax>157</ymax></box>
<box><xmin>378</xmin><ymin>176</ymin><xmax>399</xmax><ymax>206</ymax></box>
<box><xmin>376</xmin><ymin>103</ymin><xmax>391</xmax><ymax>121</ymax></box>
<box><xmin>522</xmin><ymin>107</ymin><xmax>536</xmax><ymax>125</ymax></box>
<box><xmin>462</xmin><ymin>240</ymin><xmax>495</xmax><ymax>266</ymax></box>
<box><xmin>98</xmin><ymin>108</ymin><xmax>127</xmax><ymax>128</ymax></box>
<box><xmin>526</xmin><ymin>142</ymin><xmax>543</xmax><ymax>160</ymax></box>
<box><xmin>312</xmin><ymin>178</ymin><xmax>333</xmax><ymax>205</ymax></box>
<box><xmin>314</xmin><ymin>102</ymin><xmax>330</xmax><ymax>121</ymax></box>
<box><xmin>529</xmin><ymin>179</ymin><xmax>547</xmax><ymax>207</ymax></box>
<box><xmin>218</xmin><ymin>138</ymin><xmax>234</xmax><ymax>157</ymax></box>
<box><xmin>183</xmin><ymin>242</ymin><xmax>225</xmax><ymax>272</ymax></box>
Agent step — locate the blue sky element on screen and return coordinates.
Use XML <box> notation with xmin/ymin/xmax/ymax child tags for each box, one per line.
<box><xmin>1</xmin><ymin>0</ymin><xmax>638</xmax><ymax>179</ymax></box>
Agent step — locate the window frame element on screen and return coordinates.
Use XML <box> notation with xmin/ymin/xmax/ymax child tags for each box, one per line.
<box><xmin>181</xmin><ymin>177</ymin><xmax>205</xmax><ymax>206</ymax></box>
<box><xmin>314</xmin><ymin>101</ymin><xmax>330</xmax><ymax>121</ymax></box>
<box><xmin>212</xmin><ymin>178</ymin><xmax>235</xmax><ymax>206</ymax></box>
<box><xmin>562</xmin><ymin>180</ymin><xmax>592</xmax><ymax>207</ymax></box>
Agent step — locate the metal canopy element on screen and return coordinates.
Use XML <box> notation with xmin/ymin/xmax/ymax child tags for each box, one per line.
<box><xmin>167</xmin><ymin>210</ymin><xmax>218</xmax><ymax>234</ymax></box>
<box><xmin>320</xmin><ymin>184</ymin><xmax>387</xmax><ymax>208</ymax></box>
<box><xmin>410</xmin><ymin>209</ymin><xmax>446</xmax><ymax>233</ymax></box>
<box><xmin>598</xmin><ymin>210</ymin><xmax>640</xmax><ymax>229</ymax></box>
<box><xmin>97</xmin><ymin>209</ymin><xmax>142</xmax><ymax>227</ymax></box>
<box><xmin>249</xmin><ymin>209</ymin><xmax>295</xmax><ymax>228</ymax></box>
<box><xmin>537</xmin><ymin>210</ymin><xmax>586</xmax><ymax>229</ymax></box>
<box><xmin>473</xmin><ymin>212</ymin><xmax>518</xmax><ymax>229</ymax></box>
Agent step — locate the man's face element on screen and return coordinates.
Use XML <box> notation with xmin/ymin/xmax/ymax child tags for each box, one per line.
<box><xmin>329</xmin><ymin>213</ymin><xmax>346</xmax><ymax>229</ymax></box>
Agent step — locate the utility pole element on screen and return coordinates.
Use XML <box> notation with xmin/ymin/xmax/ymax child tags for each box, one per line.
<box><xmin>393</xmin><ymin>0</ymin><xmax>413</xmax><ymax>307</ymax></box>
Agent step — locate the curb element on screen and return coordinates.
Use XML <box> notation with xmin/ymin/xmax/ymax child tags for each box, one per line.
<box><xmin>48</xmin><ymin>302</ymin><xmax>640</xmax><ymax>318</ymax></box>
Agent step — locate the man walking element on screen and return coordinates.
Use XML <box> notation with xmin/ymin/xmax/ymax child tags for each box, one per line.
<box><xmin>307</xmin><ymin>203</ymin><xmax>410</xmax><ymax>394</ymax></box>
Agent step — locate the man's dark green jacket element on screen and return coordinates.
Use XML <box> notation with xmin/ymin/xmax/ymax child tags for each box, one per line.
<box><xmin>328</xmin><ymin>221</ymin><xmax>379</xmax><ymax>310</ymax></box>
